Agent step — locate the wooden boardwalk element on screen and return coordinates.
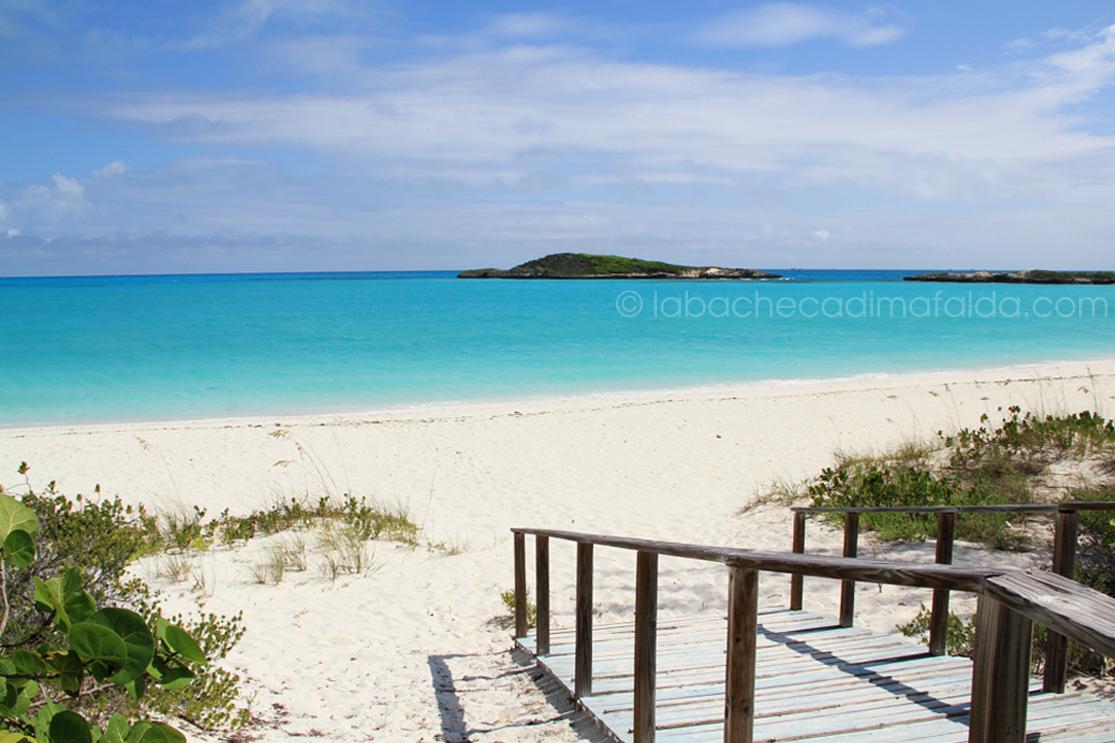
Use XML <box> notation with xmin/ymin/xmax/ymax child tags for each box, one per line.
<box><xmin>516</xmin><ymin>608</ymin><xmax>1115</xmax><ymax>742</ymax></box>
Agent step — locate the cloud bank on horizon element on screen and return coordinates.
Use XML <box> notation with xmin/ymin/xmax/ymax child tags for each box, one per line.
<box><xmin>2</xmin><ymin>0</ymin><xmax>1115</xmax><ymax>275</ymax></box>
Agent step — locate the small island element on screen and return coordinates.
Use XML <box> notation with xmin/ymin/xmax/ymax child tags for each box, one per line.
<box><xmin>458</xmin><ymin>252</ymin><xmax>782</xmax><ymax>279</ymax></box>
<box><xmin>905</xmin><ymin>270</ymin><xmax>1115</xmax><ymax>285</ymax></box>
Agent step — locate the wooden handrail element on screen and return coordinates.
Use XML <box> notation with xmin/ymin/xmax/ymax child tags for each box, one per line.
<box><xmin>510</xmin><ymin>526</ymin><xmax>1115</xmax><ymax>743</ymax></box>
<box><xmin>792</xmin><ymin>501</ymin><xmax>1115</xmax><ymax>514</ymax></box>
<box><xmin>788</xmin><ymin>500</ymin><xmax>1115</xmax><ymax>691</ymax></box>
<box><xmin>511</xmin><ymin>527</ymin><xmax>993</xmax><ymax>591</ymax></box>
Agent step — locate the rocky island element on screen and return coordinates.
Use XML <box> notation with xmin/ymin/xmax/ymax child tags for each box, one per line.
<box><xmin>458</xmin><ymin>253</ymin><xmax>782</xmax><ymax>279</ymax></box>
<box><xmin>905</xmin><ymin>270</ymin><xmax>1115</xmax><ymax>285</ymax></box>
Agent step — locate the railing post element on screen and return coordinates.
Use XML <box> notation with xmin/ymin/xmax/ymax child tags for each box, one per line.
<box><xmin>724</xmin><ymin>567</ymin><xmax>758</xmax><ymax>743</ymax></box>
<box><xmin>968</xmin><ymin>595</ymin><xmax>1032</xmax><ymax>743</ymax></box>
<box><xmin>929</xmin><ymin>510</ymin><xmax>957</xmax><ymax>655</ymax></box>
<box><xmin>839</xmin><ymin>512</ymin><xmax>859</xmax><ymax>627</ymax></box>
<box><xmin>790</xmin><ymin>511</ymin><xmax>806</xmax><ymax>611</ymax></box>
<box><xmin>575</xmin><ymin>542</ymin><xmax>594</xmax><ymax>698</ymax></box>
<box><xmin>535</xmin><ymin>535</ymin><xmax>550</xmax><ymax>656</ymax></box>
<box><xmin>634</xmin><ymin>551</ymin><xmax>658</xmax><ymax>743</ymax></box>
<box><xmin>514</xmin><ymin>532</ymin><xmax>527</xmax><ymax>639</ymax></box>
<box><xmin>1043</xmin><ymin>507</ymin><xmax>1078</xmax><ymax>693</ymax></box>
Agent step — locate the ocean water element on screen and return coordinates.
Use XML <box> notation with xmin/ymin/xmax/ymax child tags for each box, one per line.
<box><xmin>1</xmin><ymin>269</ymin><xmax>1113</xmax><ymax>426</ymax></box>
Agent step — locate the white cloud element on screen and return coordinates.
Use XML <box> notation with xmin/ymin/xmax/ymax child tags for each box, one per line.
<box><xmin>0</xmin><ymin>198</ymin><xmax>7</xmax><ymax>222</ymax></box>
<box><xmin>94</xmin><ymin>160</ymin><xmax>128</xmax><ymax>177</ymax></box>
<box><xmin>9</xmin><ymin>15</ymin><xmax>1115</xmax><ymax>272</ymax></box>
<box><xmin>692</xmin><ymin>3</ymin><xmax>905</xmax><ymax>48</ymax></box>
<box><xmin>179</xmin><ymin>0</ymin><xmax>376</xmax><ymax>49</ymax></box>
<box><xmin>99</xmin><ymin>26</ymin><xmax>1115</xmax><ymax>200</ymax></box>
<box><xmin>14</xmin><ymin>173</ymin><xmax>88</xmax><ymax>222</ymax></box>
<box><xmin>486</xmin><ymin>13</ymin><xmax>568</xmax><ymax>39</ymax></box>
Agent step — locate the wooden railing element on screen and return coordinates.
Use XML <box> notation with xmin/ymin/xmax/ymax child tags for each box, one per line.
<box><xmin>509</xmin><ymin>526</ymin><xmax>1115</xmax><ymax>743</ymax></box>
<box><xmin>790</xmin><ymin>501</ymin><xmax>1115</xmax><ymax>691</ymax></box>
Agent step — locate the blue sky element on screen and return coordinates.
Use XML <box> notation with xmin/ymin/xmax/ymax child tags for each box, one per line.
<box><xmin>2</xmin><ymin>1</ymin><xmax>1115</xmax><ymax>275</ymax></box>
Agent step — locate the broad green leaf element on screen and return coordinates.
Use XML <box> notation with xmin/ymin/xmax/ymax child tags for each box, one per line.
<box><xmin>69</xmin><ymin>623</ymin><xmax>127</xmax><ymax>677</ymax></box>
<box><xmin>0</xmin><ymin>494</ymin><xmax>38</xmax><ymax>544</ymax></box>
<box><xmin>49</xmin><ymin>651</ymin><xmax>84</xmax><ymax>694</ymax></box>
<box><xmin>0</xmin><ymin>733</ymin><xmax>34</xmax><ymax>743</ymax></box>
<box><xmin>122</xmin><ymin>723</ymin><xmax>184</xmax><ymax>743</ymax></box>
<box><xmin>105</xmin><ymin>715</ymin><xmax>129</xmax><ymax>739</ymax></box>
<box><xmin>60</xmin><ymin>569</ymin><xmax>83</xmax><ymax>600</ymax></box>
<box><xmin>48</xmin><ymin>710</ymin><xmax>92</xmax><ymax>743</ymax></box>
<box><xmin>148</xmin><ymin>658</ymin><xmax>194</xmax><ymax>690</ymax></box>
<box><xmin>33</xmin><ymin>577</ymin><xmax>69</xmax><ymax>629</ymax></box>
<box><xmin>162</xmin><ymin>625</ymin><xmax>206</xmax><ymax>665</ymax></box>
<box><xmin>64</xmin><ymin>591</ymin><xmax>96</xmax><ymax>625</ymax></box>
<box><xmin>3</xmin><ymin>529</ymin><xmax>34</xmax><ymax>568</ymax></box>
<box><xmin>8</xmin><ymin>649</ymin><xmax>48</xmax><ymax>675</ymax></box>
<box><xmin>123</xmin><ymin>674</ymin><xmax>145</xmax><ymax>700</ymax></box>
<box><xmin>0</xmin><ymin>681</ymin><xmax>18</xmax><ymax>712</ymax></box>
<box><xmin>87</xmin><ymin>609</ymin><xmax>154</xmax><ymax>685</ymax></box>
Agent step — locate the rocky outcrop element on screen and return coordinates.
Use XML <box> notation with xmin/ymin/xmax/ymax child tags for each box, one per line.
<box><xmin>458</xmin><ymin>253</ymin><xmax>781</xmax><ymax>279</ymax></box>
<box><xmin>904</xmin><ymin>270</ymin><xmax>1115</xmax><ymax>285</ymax></box>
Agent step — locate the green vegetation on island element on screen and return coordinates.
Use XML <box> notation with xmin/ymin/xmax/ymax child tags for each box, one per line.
<box><xmin>458</xmin><ymin>252</ymin><xmax>781</xmax><ymax>279</ymax></box>
<box><xmin>905</xmin><ymin>270</ymin><xmax>1115</xmax><ymax>285</ymax></box>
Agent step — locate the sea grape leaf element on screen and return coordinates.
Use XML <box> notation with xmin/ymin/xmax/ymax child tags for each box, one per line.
<box><xmin>162</xmin><ymin>624</ymin><xmax>206</xmax><ymax>665</ymax></box>
<box><xmin>87</xmin><ymin>609</ymin><xmax>154</xmax><ymax>685</ymax></box>
<box><xmin>122</xmin><ymin>723</ymin><xmax>184</xmax><ymax>743</ymax></box>
<box><xmin>8</xmin><ymin>648</ymin><xmax>48</xmax><ymax>675</ymax></box>
<box><xmin>69</xmin><ymin>623</ymin><xmax>127</xmax><ymax>679</ymax></box>
<box><xmin>0</xmin><ymin>494</ymin><xmax>38</xmax><ymax>544</ymax></box>
<box><xmin>3</xmin><ymin>529</ymin><xmax>34</xmax><ymax>568</ymax></box>
<box><xmin>48</xmin><ymin>710</ymin><xmax>92</xmax><ymax>743</ymax></box>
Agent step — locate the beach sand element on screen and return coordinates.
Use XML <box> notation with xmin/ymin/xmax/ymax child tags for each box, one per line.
<box><xmin>2</xmin><ymin>359</ymin><xmax>1114</xmax><ymax>741</ymax></box>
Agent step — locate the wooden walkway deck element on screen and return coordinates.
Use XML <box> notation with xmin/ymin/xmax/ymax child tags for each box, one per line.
<box><xmin>516</xmin><ymin>608</ymin><xmax>1115</xmax><ymax>742</ymax></box>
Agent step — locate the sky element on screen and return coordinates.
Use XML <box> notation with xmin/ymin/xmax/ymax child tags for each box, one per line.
<box><xmin>2</xmin><ymin>1</ymin><xmax>1115</xmax><ymax>275</ymax></box>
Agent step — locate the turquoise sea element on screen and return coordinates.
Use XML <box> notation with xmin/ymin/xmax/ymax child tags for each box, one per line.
<box><xmin>1</xmin><ymin>270</ymin><xmax>1113</xmax><ymax>426</ymax></box>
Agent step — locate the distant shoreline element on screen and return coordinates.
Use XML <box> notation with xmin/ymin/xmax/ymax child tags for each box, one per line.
<box><xmin>5</xmin><ymin>357</ymin><xmax>1113</xmax><ymax>433</ymax></box>
<box><xmin>906</xmin><ymin>270</ymin><xmax>1115</xmax><ymax>285</ymax></box>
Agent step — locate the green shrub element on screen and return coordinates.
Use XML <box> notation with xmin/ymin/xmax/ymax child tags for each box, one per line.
<box><xmin>204</xmin><ymin>494</ymin><xmax>418</xmax><ymax>547</ymax></box>
<box><xmin>898</xmin><ymin>604</ymin><xmax>976</xmax><ymax>657</ymax></box>
<box><xmin>807</xmin><ymin>462</ymin><xmax>1027</xmax><ymax>549</ymax></box>
<box><xmin>0</xmin><ymin>492</ymin><xmax>205</xmax><ymax>742</ymax></box>
<box><xmin>500</xmin><ymin>589</ymin><xmax>536</xmax><ymax>628</ymax></box>
<box><xmin>0</xmin><ymin>467</ymin><xmax>248</xmax><ymax>734</ymax></box>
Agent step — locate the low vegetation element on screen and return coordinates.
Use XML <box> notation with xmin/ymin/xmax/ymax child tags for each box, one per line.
<box><xmin>796</xmin><ymin>407</ymin><xmax>1115</xmax><ymax>681</ymax></box>
<box><xmin>499</xmin><ymin>589</ymin><xmax>536</xmax><ymax>628</ymax></box>
<box><xmin>0</xmin><ymin>489</ymin><xmax>207</xmax><ymax>742</ymax></box>
<box><xmin>0</xmin><ymin>462</ymin><xmax>426</xmax><ymax>739</ymax></box>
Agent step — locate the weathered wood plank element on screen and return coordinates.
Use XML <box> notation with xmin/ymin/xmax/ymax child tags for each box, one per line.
<box><xmin>791</xmin><ymin>502</ymin><xmax>1115</xmax><ymax>514</ymax></box>
<box><xmin>929</xmin><ymin>510</ymin><xmax>956</xmax><ymax>656</ymax></box>
<box><xmin>789</xmin><ymin>512</ymin><xmax>805</xmax><ymax>611</ymax></box>
<box><xmin>513</xmin><ymin>531</ymin><xmax>527</xmax><ymax>638</ymax></box>
<box><xmin>576</xmin><ymin>542</ymin><xmax>594</xmax><ymax>698</ymax></box>
<box><xmin>984</xmin><ymin>570</ymin><xmax>1115</xmax><ymax>659</ymax></box>
<box><xmin>510</xmin><ymin>528</ymin><xmax>993</xmax><ymax>592</ymax></box>
<box><xmin>1043</xmin><ymin>508</ymin><xmax>1077</xmax><ymax>693</ymax></box>
<box><xmin>839</xmin><ymin>513</ymin><xmax>859</xmax><ymax>628</ymax></box>
<box><xmin>634</xmin><ymin>551</ymin><xmax>659</xmax><ymax>743</ymax></box>
<box><xmin>535</xmin><ymin>535</ymin><xmax>550</xmax><ymax>655</ymax></box>
<box><xmin>724</xmin><ymin>568</ymin><xmax>758</xmax><ymax>743</ymax></box>
<box><xmin>968</xmin><ymin>595</ymin><xmax>1032</xmax><ymax>743</ymax></box>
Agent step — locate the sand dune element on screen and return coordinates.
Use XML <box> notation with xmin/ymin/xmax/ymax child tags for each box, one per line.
<box><xmin>2</xmin><ymin>360</ymin><xmax>1113</xmax><ymax>741</ymax></box>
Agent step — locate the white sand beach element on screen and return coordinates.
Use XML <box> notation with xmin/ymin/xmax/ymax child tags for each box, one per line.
<box><xmin>2</xmin><ymin>360</ymin><xmax>1114</xmax><ymax>742</ymax></box>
